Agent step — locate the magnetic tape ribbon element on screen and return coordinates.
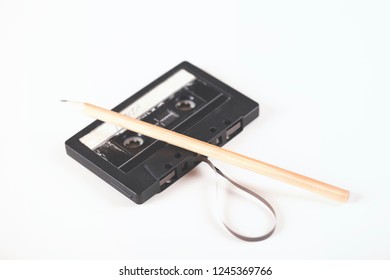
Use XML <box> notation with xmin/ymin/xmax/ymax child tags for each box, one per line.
<box><xmin>197</xmin><ymin>156</ymin><xmax>276</xmax><ymax>242</ymax></box>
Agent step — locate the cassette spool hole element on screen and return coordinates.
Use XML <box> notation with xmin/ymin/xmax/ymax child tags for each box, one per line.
<box><xmin>123</xmin><ymin>136</ymin><xmax>144</xmax><ymax>148</ymax></box>
<box><xmin>175</xmin><ymin>152</ymin><xmax>182</xmax><ymax>158</ymax></box>
<box><xmin>175</xmin><ymin>99</ymin><xmax>196</xmax><ymax>111</ymax></box>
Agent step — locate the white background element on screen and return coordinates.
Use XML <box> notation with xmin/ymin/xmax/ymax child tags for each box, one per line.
<box><xmin>0</xmin><ymin>0</ymin><xmax>389</xmax><ymax>259</ymax></box>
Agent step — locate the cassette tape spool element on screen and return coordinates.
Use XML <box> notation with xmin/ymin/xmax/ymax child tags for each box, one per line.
<box><xmin>65</xmin><ymin>62</ymin><xmax>259</xmax><ymax>204</ymax></box>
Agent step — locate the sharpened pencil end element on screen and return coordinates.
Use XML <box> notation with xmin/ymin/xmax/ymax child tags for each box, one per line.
<box><xmin>61</xmin><ymin>100</ymin><xmax>85</xmax><ymax>110</ymax></box>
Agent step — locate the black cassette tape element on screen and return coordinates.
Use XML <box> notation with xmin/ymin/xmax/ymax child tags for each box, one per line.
<box><xmin>65</xmin><ymin>62</ymin><xmax>259</xmax><ymax>204</ymax></box>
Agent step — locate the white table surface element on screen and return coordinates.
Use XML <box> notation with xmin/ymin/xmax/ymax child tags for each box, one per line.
<box><xmin>1</xmin><ymin>0</ymin><xmax>389</xmax><ymax>259</ymax></box>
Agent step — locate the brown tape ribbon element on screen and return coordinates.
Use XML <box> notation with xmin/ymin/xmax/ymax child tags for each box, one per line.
<box><xmin>199</xmin><ymin>156</ymin><xmax>276</xmax><ymax>242</ymax></box>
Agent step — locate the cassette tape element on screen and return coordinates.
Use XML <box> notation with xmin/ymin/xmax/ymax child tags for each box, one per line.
<box><xmin>65</xmin><ymin>62</ymin><xmax>259</xmax><ymax>204</ymax></box>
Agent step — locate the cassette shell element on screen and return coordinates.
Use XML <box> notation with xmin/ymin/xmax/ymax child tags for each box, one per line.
<box><xmin>65</xmin><ymin>62</ymin><xmax>259</xmax><ymax>204</ymax></box>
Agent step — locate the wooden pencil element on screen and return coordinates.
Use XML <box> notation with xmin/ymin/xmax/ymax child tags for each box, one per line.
<box><xmin>67</xmin><ymin>101</ymin><xmax>350</xmax><ymax>202</ymax></box>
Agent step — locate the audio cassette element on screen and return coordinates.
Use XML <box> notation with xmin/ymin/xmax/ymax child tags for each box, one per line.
<box><xmin>65</xmin><ymin>61</ymin><xmax>259</xmax><ymax>204</ymax></box>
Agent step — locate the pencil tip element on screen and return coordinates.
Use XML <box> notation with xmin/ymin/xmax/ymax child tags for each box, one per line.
<box><xmin>60</xmin><ymin>100</ymin><xmax>84</xmax><ymax>110</ymax></box>
<box><xmin>60</xmin><ymin>100</ymin><xmax>82</xmax><ymax>104</ymax></box>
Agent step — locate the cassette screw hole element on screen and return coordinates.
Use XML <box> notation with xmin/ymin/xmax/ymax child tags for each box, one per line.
<box><xmin>209</xmin><ymin>127</ymin><xmax>216</xmax><ymax>133</ymax></box>
<box><xmin>123</xmin><ymin>136</ymin><xmax>144</xmax><ymax>148</ymax></box>
<box><xmin>165</xmin><ymin>163</ymin><xmax>172</xmax><ymax>169</ymax></box>
<box><xmin>175</xmin><ymin>152</ymin><xmax>182</xmax><ymax>158</ymax></box>
<box><xmin>224</xmin><ymin>120</ymin><xmax>232</xmax><ymax>125</ymax></box>
<box><xmin>176</xmin><ymin>99</ymin><xmax>196</xmax><ymax>111</ymax></box>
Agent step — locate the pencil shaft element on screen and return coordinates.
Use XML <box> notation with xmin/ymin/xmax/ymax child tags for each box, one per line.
<box><xmin>83</xmin><ymin>102</ymin><xmax>350</xmax><ymax>202</ymax></box>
